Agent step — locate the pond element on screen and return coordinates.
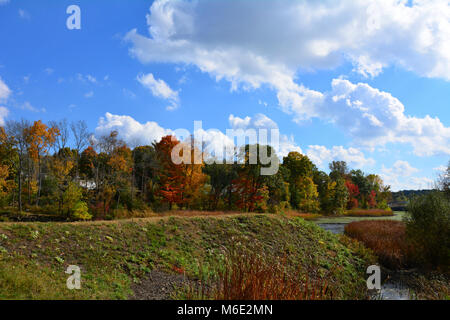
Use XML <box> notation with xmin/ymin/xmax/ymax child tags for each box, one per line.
<box><xmin>315</xmin><ymin>211</ymin><xmax>411</xmax><ymax>300</ymax></box>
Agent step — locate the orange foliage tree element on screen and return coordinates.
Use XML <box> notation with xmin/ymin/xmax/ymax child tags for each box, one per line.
<box><xmin>25</xmin><ymin>120</ymin><xmax>59</xmax><ymax>205</ymax></box>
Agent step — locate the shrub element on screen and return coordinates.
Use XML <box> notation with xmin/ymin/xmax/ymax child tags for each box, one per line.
<box><xmin>72</xmin><ymin>201</ymin><xmax>92</xmax><ymax>221</ymax></box>
<box><xmin>405</xmin><ymin>192</ymin><xmax>450</xmax><ymax>271</ymax></box>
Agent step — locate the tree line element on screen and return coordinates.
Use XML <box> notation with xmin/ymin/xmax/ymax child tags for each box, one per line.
<box><xmin>0</xmin><ymin>119</ymin><xmax>392</xmax><ymax>220</ymax></box>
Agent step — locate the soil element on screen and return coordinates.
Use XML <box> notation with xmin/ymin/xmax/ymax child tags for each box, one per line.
<box><xmin>130</xmin><ymin>270</ymin><xmax>191</xmax><ymax>300</ymax></box>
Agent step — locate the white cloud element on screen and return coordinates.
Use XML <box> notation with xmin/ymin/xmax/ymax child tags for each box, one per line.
<box><xmin>129</xmin><ymin>0</ymin><xmax>450</xmax><ymax>81</ymax></box>
<box><xmin>382</xmin><ymin>160</ymin><xmax>419</xmax><ymax>177</ymax></box>
<box><xmin>95</xmin><ymin>112</ymin><xmax>301</xmax><ymax>160</ymax></box>
<box><xmin>96</xmin><ymin>113</ymin><xmax>173</xmax><ymax>147</ymax></box>
<box><xmin>0</xmin><ymin>106</ymin><xmax>9</xmax><ymax>126</ymax></box>
<box><xmin>76</xmin><ymin>74</ymin><xmax>98</xmax><ymax>84</ymax></box>
<box><xmin>228</xmin><ymin>113</ymin><xmax>302</xmax><ymax>158</ymax></box>
<box><xmin>84</xmin><ymin>91</ymin><xmax>94</xmax><ymax>98</ymax></box>
<box><xmin>433</xmin><ymin>165</ymin><xmax>447</xmax><ymax>173</ymax></box>
<box><xmin>0</xmin><ymin>77</ymin><xmax>11</xmax><ymax>102</ymax></box>
<box><xmin>86</xmin><ymin>75</ymin><xmax>97</xmax><ymax>84</ymax></box>
<box><xmin>19</xmin><ymin>101</ymin><xmax>45</xmax><ymax>113</ymax></box>
<box><xmin>380</xmin><ymin>160</ymin><xmax>432</xmax><ymax>191</ymax></box>
<box><xmin>0</xmin><ymin>0</ymin><xmax>9</xmax><ymax>6</ymax></box>
<box><xmin>321</xmin><ymin>79</ymin><xmax>450</xmax><ymax>156</ymax></box>
<box><xmin>125</xmin><ymin>0</ymin><xmax>450</xmax><ymax>156</ymax></box>
<box><xmin>306</xmin><ymin>145</ymin><xmax>375</xmax><ymax>170</ymax></box>
<box><xmin>137</xmin><ymin>73</ymin><xmax>179</xmax><ymax>110</ymax></box>
<box><xmin>95</xmin><ymin>112</ymin><xmax>234</xmax><ymax>155</ymax></box>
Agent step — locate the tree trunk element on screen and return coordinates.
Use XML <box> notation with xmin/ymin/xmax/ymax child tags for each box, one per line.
<box><xmin>18</xmin><ymin>160</ymin><xmax>23</xmax><ymax>213</ymax></box>
<box><xmin>36</xmin><ymin>156</ymin><xmax>41</xmax><ymax>206</ymax></box>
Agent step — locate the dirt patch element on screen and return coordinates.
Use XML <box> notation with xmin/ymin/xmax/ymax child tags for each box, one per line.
<box><xmin>130</xmin><ymin>270</ymin><xmax>190</xmax><ymax>300</ymax></box>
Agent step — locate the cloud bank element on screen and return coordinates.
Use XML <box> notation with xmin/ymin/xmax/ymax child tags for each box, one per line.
<box><xmin>125</xmin><ymin>0</ymin><xmax>450</xmax><ymax>156</ymax></box>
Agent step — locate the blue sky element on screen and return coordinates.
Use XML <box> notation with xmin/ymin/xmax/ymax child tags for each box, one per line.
<box><xmin>1</xmin><ymin>0</ymin><xmax>449</xmax><ymax>191</ymax></box>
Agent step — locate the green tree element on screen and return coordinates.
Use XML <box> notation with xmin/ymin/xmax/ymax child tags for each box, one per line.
<box><xmin>329</xmin><ymin>161</ymin><xmax>348</xmax><ymax>181</ymax></box>
<box><xmin>406</xmin><ymin>192</ymin><xmax>450</xmax><ymax>270</ymax></box>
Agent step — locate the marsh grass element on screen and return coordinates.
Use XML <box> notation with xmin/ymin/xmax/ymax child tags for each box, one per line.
<box><xmin>344</xmin><ymin>220</ymin><xmax>414</xmax><ymax>269</ymax></box>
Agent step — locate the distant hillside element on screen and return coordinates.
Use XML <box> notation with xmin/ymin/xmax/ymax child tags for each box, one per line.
<box><xmin>390</xmin><ymin>189</ymin><xmax>436</xmax><ymax>210</ymax></box>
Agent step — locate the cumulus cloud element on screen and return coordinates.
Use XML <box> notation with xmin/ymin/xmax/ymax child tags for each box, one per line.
<box><xmin>84</xmin><ymin>91</ymin><xmax>94</xmax><ymax>98</ymax></box>
<box><xmin>95</xmin><ymin>112</ymin><xmax>303</xmax><ymax>160</ymax></box>
<box><xmin>306</xmin><ymin>145</ymin><xmax>375</xmax><ymax>170</ymax></box>
<box><xmin>0</xmin><ymin>106</ymin><xmax>9</xmax><ymax>126</ymax></box>
<box><xmin>131</xmin><ymin>0</ymin><xmax>450</xmax><ymax>80</ymax></box>
<box><xmin>0</xmin><ymin>0</ymin><xmax>10</xmax><ymax>6</ymax></box>
<box><xmin>382</xmin><ymin>160</ymin><xmax>419</xmax><ymax>177</ymax></box>
<box><xmin>321</xmin><ymin>79</ymin><xmax>450</xmax><ymax>156</ymax></box>
<box><xmin>137</xmin><ymin>73</ymin><xmax>179</xmax><ymax>110</ymax></box>
<box><xmin>125</xmin><ymin>0</ymin><xmax>450</xmax><ymax>156</ymax></box>
<box><xmin>380</xmin><ymin>160</ymin><xmax>433</xmax><ymax>191</ymax></box>
<box><xmin>0</xmin><ymin>77</ymin><xmax>11</xmax><ymax>102</ymax></box>
<box><xmin>228</xmin><ymin>113</ymin><xmax>302</xmax><ymax>158</ymax></box>
<box><xmin>96</xmin><ymin>113</ymin><xmax>173</xmax><ymax>147</ymax></box>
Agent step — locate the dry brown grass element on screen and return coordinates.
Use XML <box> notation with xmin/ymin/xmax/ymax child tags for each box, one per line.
<box><xmin>344</xmin><ymin>220</ymin><xmax>414</xmax><ymax>269</ymax></box>
<box><xmin>345</xmin><ymin>209</ymin><xmax>393</xmax><ymax>217</ymax></box>
<box><xmin>282</xmin><ymin>210</ymin><xmax>322</xmax><ymax>220</ymax></box>
<box><xmin>186</xmin><ymin>244</ymin><xmax>331</xmax><ymax>300</ymax></box>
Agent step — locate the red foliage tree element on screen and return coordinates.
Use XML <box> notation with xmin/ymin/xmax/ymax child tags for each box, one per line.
<box><xmin>345</xmin><ymin>180</ymin><xmax>360</xmax><ymax>209</ymax></box>
<box><xmin>368</xmin><ymin>190</ymin><xmax>377</xmax><ymax>208</ymax></box>
<box><xmin>154</xmin><ymin>135</ymin><xmax>185</xmax><ymax>209</ymax></box>
<box><xmin>232</xmin><ymin>173</ymin><xmax>265</xmax><ymax>212</ymax></box>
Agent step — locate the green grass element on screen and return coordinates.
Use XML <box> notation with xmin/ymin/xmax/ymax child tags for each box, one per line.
<box><xmin>0</xmin><ymin>214</ymin><xmax>375</xmax><ymax>300</ymax></box>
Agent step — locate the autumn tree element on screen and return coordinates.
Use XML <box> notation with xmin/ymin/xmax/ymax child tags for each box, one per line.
<box><xmin>293</xmin><ymin>176</ymin><xmax>320</xmax><ymax>213</ymax></box>
<box><xmin>331</xmin><ymin>178</ymin><xmax>349</xmax><ymax>214</ymax></box>
<box><xmin>283</xmin><ymin>151</ymin><xmax>316</xmax><ymax>210</ymax></box>
<box><xmin>329</xmin><ymin>161</ymin><xmax>349</xmax><ymax>181</ymax></box>
<box><xmin>25</xmin><ymin>120</ymin><xmax>59</xmax><ymax>206</ymax></box>
<box><xmin>182</xmin><ymin>143</ymin><xmax>208</xmax><ymax>209</ymax></box>
<box><xmin>154</xmin><ymin>135</ymin><xmax>186</xmax><ymax>209</ymax></box>
<box><xmin>232</xmin><ymin>144</ymin><xmax>275</xmax><ymax>212</ymax></box>
<box><xmin>0</xmin><ymin>127</ymin><xmax>14</xmax><ymax>207</ymax></box>
<box><xmin>345</xmin><ymin>180</ymin><xmax>360</xmax><ymax>209</ymax></box>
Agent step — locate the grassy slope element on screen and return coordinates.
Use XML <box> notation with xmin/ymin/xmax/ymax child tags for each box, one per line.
<box><xmin>0</xmin><ymin>214</ymin><xmax>374</xmax><ymax>300</ymax></box>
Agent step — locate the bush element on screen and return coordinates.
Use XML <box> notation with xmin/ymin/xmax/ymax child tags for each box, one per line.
<box><xmin>405</xmin><ymin>192</ymin><xmax>450</xmax><ymax>271</ymax></box>
<box><xmin>72</xmin><ymin>201</ymin><xmax>92</xmax><ymax>221</ymax></box>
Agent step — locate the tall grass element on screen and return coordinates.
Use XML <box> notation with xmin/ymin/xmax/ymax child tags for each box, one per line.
<box><xmin>344</xmin><ymin>220</ymin><xmax>413</xmax><ymax>269</ymax></box>
<box><xmin>185</xmin><ymin>244</ymin><xmax>331</xmax><ymax>300</ymax></box>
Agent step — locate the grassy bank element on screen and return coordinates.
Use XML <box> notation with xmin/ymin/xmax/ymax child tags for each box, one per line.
<box><xmin>0</xmin><ymin>214</ymin><xmax>374</xmax><ymax>300</ymax></box>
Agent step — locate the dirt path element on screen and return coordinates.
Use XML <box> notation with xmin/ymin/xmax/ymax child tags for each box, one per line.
<box><xmin>0</xmin><ymin>212</ymin><xmax>264</xmax><ymax>226</ymax></box>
